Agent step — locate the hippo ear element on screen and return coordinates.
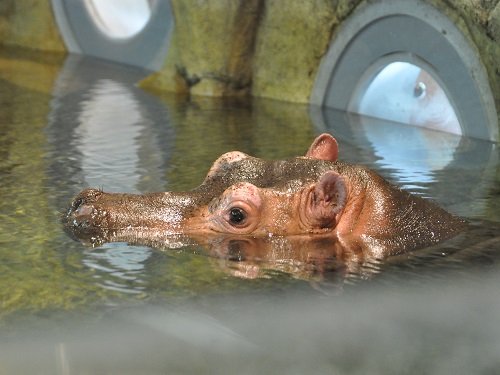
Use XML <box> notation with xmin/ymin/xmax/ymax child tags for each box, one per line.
<box><xmin>305</xmin><ymin>133</ymin><xmax>339</xmax><ymax>161</ymax></box>
<box><xmin>308</xmin><ymin>171</ymin><xmax>346</xmax><ymax>229</ymax></box>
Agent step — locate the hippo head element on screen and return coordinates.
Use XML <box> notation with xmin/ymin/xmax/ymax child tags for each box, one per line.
<box><xmin>64</xmin><ymin>134</ymin><xmax>465</xmax><ymax>257</ymax></box>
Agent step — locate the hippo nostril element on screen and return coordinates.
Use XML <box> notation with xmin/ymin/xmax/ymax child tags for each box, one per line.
<box><xmin>68</xmin><ymin>188</ymin><xmax>103</xmax><ymax>215</ymax></box>
<box><xmin>75</xmin><ymin>219</ymin><xmax>90</xmax><ymax>228</ymax></box>
<box><xmin>72</xmin><ymin>197</ymin><xmax>84</xmax><ymax>212</ymax></box>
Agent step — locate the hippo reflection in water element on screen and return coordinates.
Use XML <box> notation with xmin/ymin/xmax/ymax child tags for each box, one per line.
<box><xmin>65</xmin><ymin>134</ymin><xmax>466</xmax><ymax>280</ymax></box>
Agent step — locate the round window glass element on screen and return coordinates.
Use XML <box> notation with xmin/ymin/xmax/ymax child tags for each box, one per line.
<box><xmin>84</xmin><ymin>0</ymin><xmax>154</xmax><ymax>39</ymax></box>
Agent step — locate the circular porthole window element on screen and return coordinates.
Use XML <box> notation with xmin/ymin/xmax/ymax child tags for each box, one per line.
<box><xmin>311</xmin><ymin>0</ymin><xmax>498</xmax><ymax>141</ymax></box>
<box><xmin>84</xmin><ymin>0</ymin><xmax>154</xmax><ymax>40</ymax></box>
<box><xmin>51</xmin><ymin>0</ymin><xmax>173</xmax><ymax>70</ymax></box>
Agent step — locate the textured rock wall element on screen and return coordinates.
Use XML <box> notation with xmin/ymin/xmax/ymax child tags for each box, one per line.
<box><xmin>141</xmin><ymin>0</ymin><xmax>363</xmax><ymax>102</ymax></box>
<box><xmin>140</xmin><ymin>0</ymin><xmax>499</xmax><ymax>109</ymax></box>
<box><xmin>0</xmin><ymin>0</ymin><xmax>498</xmax><ymax>114</ymax></box>
<box><xmin>250</xmin><ymin>1</ymin><xmax>359</xmax><ymax>103</ymax></box>
<box><xmin>141</xmin><ymin>0</ymin><xmax>265</xmax><ymax>97</ymax></box>
<box><xmin>0</xmin><ymin>0</ymin><xmax>65</xmax><ymax>52</ymax></box>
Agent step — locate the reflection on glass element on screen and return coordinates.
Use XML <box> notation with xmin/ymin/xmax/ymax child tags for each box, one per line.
<box><xmin>73</xmin><ymin>79</ymin><xmax>155</xmax><ymax>283</ymax></box>
<box><xmin>356</xmin><ymin>115</ymin><xmax>461</xmax><ymax>189</ymax></box>
<box><xmin>84</xmin><ymin>0</ymin><xmax>153</xmax><ymax>39</ymax></box>
<box><xmin>353</xmin><ymin>62</ymin><xmax>462</xmax><ymax>135</ymax></box>
<box><xmin>76</xmin><ymin>79</ymin><xmax>145</xmax><ymax>192</ymax></box>
<box><xmin>82</xmin><ymin>243</ymin><xmax>151</xmax><ymax>294</ymax></box>
<box><xmin>46</xmin><ymin>56</ymin><xmax>176</xmax><ymax>294</ymax></box>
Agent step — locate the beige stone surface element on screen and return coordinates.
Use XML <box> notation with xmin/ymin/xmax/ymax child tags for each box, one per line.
<box><xmin>142</xmin><ymin>0</ymin><xmax>263</xmax><ymax>97</ymax></box>
<box><xmin>489</xmin><ymin>2</ymin><xmax>500</xmax><ymax>41</ymax></box>
<box><xmin>251</xmin><ymin>1</ymin><xmax>356</xmax><ymax>103</ymax></box>
<box><xmin>0</xmin><ymin>0</ymin><xmax>65</xmax><ymax>52</ymax></box>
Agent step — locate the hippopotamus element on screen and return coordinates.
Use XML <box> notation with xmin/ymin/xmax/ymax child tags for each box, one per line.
<box><xmin>64</xmin><ymin>133</ymin><xmax>466</xmax><ymax>258</ymax></box>
<box><xmin>356</xmin><ymin>62</ymin><xmax>461</xmax><ymax>135</ymax></box>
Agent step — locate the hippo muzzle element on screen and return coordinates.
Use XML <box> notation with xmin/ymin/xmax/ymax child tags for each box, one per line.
<box><xmin>65</xmin><ymin>188</ymin><xmax>107</xmax><ymax>242</ymax></box>
<box><xmin>64</xmin><ymin>187</ymin><xmax>201</xmax><ymax>246</ymax></box>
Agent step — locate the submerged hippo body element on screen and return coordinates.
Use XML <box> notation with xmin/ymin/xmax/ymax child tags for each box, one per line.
<box><xmin>65</xmin><ymin>134</ymin><xmax>465</xmax><ymax>257</ymax></box>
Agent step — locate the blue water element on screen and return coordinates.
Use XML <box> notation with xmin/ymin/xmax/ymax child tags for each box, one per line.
<box><xmin>0</xmin><ymin>48</ymin><xmax>499</xmax><ymax>374</ymax></box>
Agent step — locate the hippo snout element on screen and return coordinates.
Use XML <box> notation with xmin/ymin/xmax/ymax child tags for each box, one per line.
<box><xmin>64</xmin><ymin>188</ymin><xmax>108</xmax><ymax>243</ymax></box>
<box><xmin>67</xmin><ymin>188</ymin><xmax>102</xmax><ymax>217</ymax></box>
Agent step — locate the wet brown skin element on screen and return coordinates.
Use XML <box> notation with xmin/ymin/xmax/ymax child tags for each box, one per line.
<box><xmin>64</xmin><ymin>134</ymin><xmax>466</xmax><ymax>259</ymax></box>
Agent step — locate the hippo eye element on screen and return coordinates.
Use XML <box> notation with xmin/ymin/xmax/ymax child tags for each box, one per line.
<box><xmin>228</xmin><ymin>207</ymin><xmax>247</xmax><ymax>226</ymax></box>
<box><xmin>413</xmin><ymin>81</ymin><xmax>426</xmax><ymax>99</ymax></box>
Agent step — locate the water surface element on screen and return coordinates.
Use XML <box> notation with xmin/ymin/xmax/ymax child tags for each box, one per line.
<box><xmin>0</xmin><ymin>47</ymin><xmax>499</xmax><ymax>374</ymax></box>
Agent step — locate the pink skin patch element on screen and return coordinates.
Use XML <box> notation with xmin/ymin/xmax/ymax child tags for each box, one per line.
<box><xmin>305</xmin><ymin>133</ymin><xmax>339</xmax><ymax>162</ymax></box>
<box><xmin>301</xmin><ymin>171</ymin><xmax>347</xmax><ymax>231</ymax></box>
<box><xmin>210</xmin><ymin>182</ymin><xmax>263</xmax><ymax>234</ymax></box>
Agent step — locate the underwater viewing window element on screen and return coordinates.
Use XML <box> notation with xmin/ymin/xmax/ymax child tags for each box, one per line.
<box><xmin>51</xmin><ymin>0</ymin><xmax>173</xmax><ymax>70</ymax></box>
<box><xmin>84</xmin><ymin>0</ymin><xmax>154</xmax><ymax>39</ymax></box>
<box><xmin>349</xmin><ymin>60</ymin><xmax>462</xmax><ymax>135</ymax></box>
<box><xmin>311</xmin><ymin>0</ymin><xmax>498</xmax><ymax>141</ymax></box>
